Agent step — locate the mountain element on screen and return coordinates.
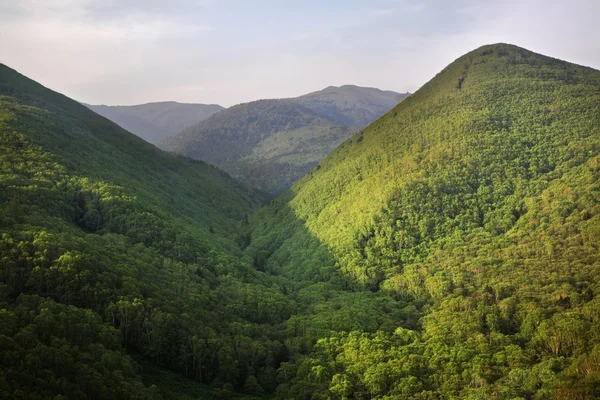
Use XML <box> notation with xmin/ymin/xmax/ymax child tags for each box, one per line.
<box><xmin>0</xmin><ymin>63</ymin><xmax>273</xmax><ymax>399</ymax></box>
<box><xmin>161</xmin><ymin>100</ymin><xmax>360</xmax><ymax>194</ymax></box>
<box><xmin>161</xmin><ymin>86</ymin><xmax>408</xmax><ymax>194</ymax></box>
<box><xmin>247</xmin><ymin>44</ymin><xmax>600</xmax><ymax>398</ymax></box>
<box><xmin>86</xmin><ymin>101</ymin><xmax>224</xmax><ymax>143</ymax></box>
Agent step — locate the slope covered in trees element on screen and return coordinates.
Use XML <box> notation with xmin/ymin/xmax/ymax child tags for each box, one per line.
<box><xmin>86</xmin><ymin>102</ymin><xmax>224</xmax><ymax>143</ymax></box>
<box><xmin>247</xmin><ymin>43</ymin><xmax>600</xmax><ymax>399</ymax></box>
<box><xmin>160</xmin><ymin>87</ymin><xmax>408</xmax><ymax>195</ymax></box>
<box><xmin>0</xmin><ymin>63</ymin><xmax>273</xmax><ymax>399</ymax></box>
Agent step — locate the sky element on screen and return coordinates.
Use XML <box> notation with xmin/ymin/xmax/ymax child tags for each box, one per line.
<box><xmin>1</xmin><ymin>0</ymin><xmax>599</xmax><ymax>107</ymax></box>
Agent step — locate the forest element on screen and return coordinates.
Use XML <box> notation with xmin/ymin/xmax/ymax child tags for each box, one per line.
<box><xmin>1</xmin><ymin>43</ymin><xmax>600</xmax><ymax>399</ymax></box>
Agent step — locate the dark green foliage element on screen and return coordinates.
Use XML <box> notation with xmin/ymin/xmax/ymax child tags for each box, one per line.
<box><xmin>0</xmin><ymin>63</ymin><xmax>286</xmax><ymax>398</ymax></box>
<box><xmin>0</xmin><ymin>293</ymin><xmax>158</xmax><ymax>400</ymax></box>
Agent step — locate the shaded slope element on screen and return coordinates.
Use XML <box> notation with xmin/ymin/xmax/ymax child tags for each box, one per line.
<box><xmin>0</xmin><ymin>63</ymin><xmax>275</xmax><ymax>398</ymax></box>
<box><xmin>0</xmin><ymin>66</ymin><xmax>260</xmax><ymax>240</ymax></box>
<box><xmin>248</xmin><ymin>44</ymin><xmax>600</xmax><ymax>398</ymax></box>
<box><xmin>87</xmin><ymin>101</ymin><xmax>224</xmax><ymax>143</ymax></box>
<box><xmin>161</xmin><ymin>86</ymin><xmax>407</xmax><ymax>195</ymax></box>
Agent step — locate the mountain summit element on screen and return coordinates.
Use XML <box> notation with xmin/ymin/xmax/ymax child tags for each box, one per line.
<box><xmin>248</xmin><ymin>43</ymin><xmax>600</xmax><ymax>398</ymax></box>
<box><xmin>295</xmin><ymin>85</ymin><xmax>409</xmax><ymax>126</ymax></box>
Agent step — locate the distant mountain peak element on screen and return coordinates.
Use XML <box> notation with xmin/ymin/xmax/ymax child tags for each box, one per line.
<box><xmin>161</xmin><ymin>85</ymin><xmax>409</xmax><ymax>194</ymax></box>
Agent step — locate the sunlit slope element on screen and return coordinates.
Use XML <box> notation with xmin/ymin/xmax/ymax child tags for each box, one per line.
<box><xmin>277</xmin><ymin>43</ymin><xmax>600</xmax><ymax>285</ymax></box>
<box><xmin>247</xmin><ymin>42</ymin><xmax>600</xmax><ymax>399</ymax></box>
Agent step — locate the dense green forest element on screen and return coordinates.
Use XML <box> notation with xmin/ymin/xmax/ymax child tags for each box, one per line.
<box><xmin>0</xmin><ymin>63</ymin><xmax>275</xmax><ymax>399</ymax></box>
<box><xmin>248</xmin><ymin>44</ymin><xmax>600</xmax><ymax>399</ymax></box>
<box><xmin>1</xmin><ymin>43</ymin><xmax>600</xmax><ymax>400</ymax></box>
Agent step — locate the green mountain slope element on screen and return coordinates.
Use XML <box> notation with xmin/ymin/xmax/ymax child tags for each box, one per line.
<box><xmin>0</xmin><ymin>63</ymin><xmax>420</xmax><ymax>400</ymax></box>
<box><xmin>86</xmin><ymin>102</ymin><xmax>224</xmax><ymax>143</ymax></box>
<box><xmin>248</xmin><ymin>44</ymin><xmax>600</xmax><ymax>398</ymax></box>
<box><xmin>4</xmin><ymin>43</ymin><xmax>600</xmax><ymax>400</ymax></box>
<box><xmin>160</xmin><ymin>87</ymin><xmax>407</xmax><ymax>195</ymax></box>
<box><xmin>0</xmin><ymin>63</ymin><xmax>273</xmax><ymax>399</ymax></box>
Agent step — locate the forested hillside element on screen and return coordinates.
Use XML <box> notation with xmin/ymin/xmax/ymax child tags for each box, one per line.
<box><xmin>161</xmin><ymin>87</ymin><xmax>408</xmax><ymax>195</ymax></box>
<box><xmin>0</xmin><ymin>63</ymin><xmax>273</xmax><ymax>399</ymax></box>
<box><xmin>0</xmin><ymin>62</ymin><xmax>416</xmax><ymax>400</ymax></box>
<box><xmin>86</xmin><ymin>102</ymin><xmax>224</xmax><ymax>143</ymax></box>
<box><xmin>248</xmin><ymin>44</ymin><xmax>600</xmax><ymax>399</ymax></box>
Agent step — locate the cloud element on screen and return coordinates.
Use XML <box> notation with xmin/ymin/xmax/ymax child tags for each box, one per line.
<box><xmin>0</xmin><ymin>0</ymin><xmax>598</xmax><ymax>107</ymax></box>
<box><xmin>0</xmin><ymin>0</ymin><xmax>214</xmax><ymax>103</ymax></box>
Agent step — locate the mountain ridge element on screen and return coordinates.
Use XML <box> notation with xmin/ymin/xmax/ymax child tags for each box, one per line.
<box><xmin>246</xmin><ymin>43</ymin><xmax>600</xmax><ymax>398</ymax></box>
<box><xmin>86</xmin><ymin>101</ymin><xmax>225</xmax><ymax>143</ymax></box>
<box><xmin>161</xmin><ymin>85</ymin><xmax>408</xmax><ymax>194</ymax></box>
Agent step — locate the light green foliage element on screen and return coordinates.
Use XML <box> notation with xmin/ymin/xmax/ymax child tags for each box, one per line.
<box><xmin>249</xmin><ymin>44</ymin><xmax>600</xmax><ymax>399</ymax></box>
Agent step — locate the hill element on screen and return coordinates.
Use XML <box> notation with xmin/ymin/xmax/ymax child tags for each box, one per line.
<box><xmin>0</xmin><ymin>63</ymin><xmax>275</xmax><ymax>399</ymax></box>
<box><xmin>86</xmin><ymin>101</ymin><xmax>224</xmax><ymax>143</ymax></box>
<box><xmin>160</xmin><ymin>87</ymin><xmax>408</xmax><ymax>195</ymax></box>
<box><xmin>247</xmin><ymin>44</ymin><xmax>600</xmax><ymax>398</ymax></box>
<box><xmin>161</xmin><ymin>100</ymin><xmax>359</xmax><ymax>194</ymax></box>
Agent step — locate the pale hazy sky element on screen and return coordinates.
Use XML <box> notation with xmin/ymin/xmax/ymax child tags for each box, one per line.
<box><xmin>1</xmin><ymin>0</ymin><xmax>599</xmax><ymax>107</ymax></box>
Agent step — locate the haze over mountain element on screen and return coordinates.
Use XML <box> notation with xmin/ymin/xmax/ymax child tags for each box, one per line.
<box><xmin>295</xmin><ymin>85</ymin><xmax>409</xmax><ymax>126</ymax></box>
<box><xmin>2</xmin><ymin>43</ymin><xmax>600</xmax><ymax>400</ymax></box>
<box><xmin>86</xmin><ymin>101</ymin><xmax>224</xmax><ymax>143</ymax></box>
<box><xmin>161</xmin><ymin>86</ymin><xmax>409</xmax><ymax>194</ymax></box>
